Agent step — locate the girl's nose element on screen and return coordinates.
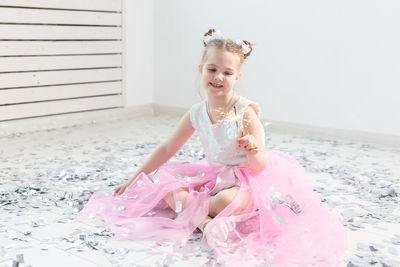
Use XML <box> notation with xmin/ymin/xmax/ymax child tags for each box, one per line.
<box><xmin>215</xmin><ymin>72</ymin><xmax>223</xmax><ymax>81</ymax></box>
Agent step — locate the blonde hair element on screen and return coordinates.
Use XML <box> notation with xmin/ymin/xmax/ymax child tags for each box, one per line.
<box><xmin>200</xmin><ymin>28</ymin><xmax>253</xmax><ymax>66</ymax></box>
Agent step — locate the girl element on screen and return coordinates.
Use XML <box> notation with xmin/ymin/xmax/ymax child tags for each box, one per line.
<box><xmin>78</xmin><ymin>29</ymin><xmax>348</xmax><ymax>266</ymax></box>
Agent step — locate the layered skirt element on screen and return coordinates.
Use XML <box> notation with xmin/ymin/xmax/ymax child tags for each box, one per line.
<box><xmin>77</xmin><ymin>150</ymin><xmax>348</xmax><ymax>266</ymax></box>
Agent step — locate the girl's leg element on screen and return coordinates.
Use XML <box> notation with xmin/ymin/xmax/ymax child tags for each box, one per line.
<box><xmin>197</xmin><ymin>216</ymin><xmax>212</xmax><ymax>231</ymax></box>
<box><xmin>163</xmin><ymin>187</ymin><xmax>212</xmax><ymax>231</ymax></box>
<box><xmin>209</xmin><ymin>186</ymin><xmax>252</xmax><ymax>218</ymax></box>
<box><xmin>204</xmin><ymin>186</ymin><xmax>252</xmax><ymax>242</ymax></box>
<box><xmin>196</xmin><ymin>186</ymin><xmax>242</xmax><ymax>233</ymax></box>
<box><xmin>162</xmin><ymin>185</ymin><xmax>250</xmax><ymax>232</ymax></box>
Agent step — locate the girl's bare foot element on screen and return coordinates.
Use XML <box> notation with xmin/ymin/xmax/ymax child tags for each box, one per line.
<box><xmin>204</xmin><ymin>220</ymin><xmax>236</xmax><ymax>247</ymax></box>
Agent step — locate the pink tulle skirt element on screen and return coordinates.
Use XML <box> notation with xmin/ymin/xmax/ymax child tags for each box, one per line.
<box><xmin>77</xmin><ymin>150</ymin><xmax>348</xmax><ymax>266</ymax></box>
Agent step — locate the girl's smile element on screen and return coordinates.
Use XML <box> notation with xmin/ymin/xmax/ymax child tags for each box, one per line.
<box><xmin>210</xmin><ymin>82</ymin><xmax>223</xmax><ymax>88</ymax></box>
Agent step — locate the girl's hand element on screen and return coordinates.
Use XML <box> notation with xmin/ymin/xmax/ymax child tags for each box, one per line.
<box><xmin>114</xmin><ymin>180</ymin><xmax>133</xmax><ymax>195</ymax></box>
<box><xmin>237</xmin><ymin>134</ymin><xmax>259</xmax><ymax>154</ymax></box>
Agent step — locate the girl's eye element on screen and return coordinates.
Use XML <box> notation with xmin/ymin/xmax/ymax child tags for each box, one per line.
<box><xmin>224</xmin><ymin>72</ymin><xmax>232</xmax><ymax>76</ymax></box>
<box><xmin>207</xmin><ymin>69</ymin><xmax>216</xmax><ymax>72</ymax></box>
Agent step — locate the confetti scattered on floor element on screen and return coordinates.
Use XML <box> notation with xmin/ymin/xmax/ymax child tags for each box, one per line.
<box><xmin>0</xmin><ymin>113</ymin><xmax>399</xmax><ymax>266</ymax></box>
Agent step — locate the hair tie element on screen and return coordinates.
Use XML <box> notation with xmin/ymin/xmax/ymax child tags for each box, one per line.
<box><xmin>203</xmin><ymin>29</ymin><xmax>224</xmax><ymax>46</ymax></box>
<box><xmin>234</xmin><ymin>39</ymin><xmax>251</xmax><ymax>55</ymax></box>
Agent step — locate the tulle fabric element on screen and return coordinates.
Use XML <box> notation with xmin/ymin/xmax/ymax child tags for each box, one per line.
<box><xmin>77</xmin><ymin>150</ymin><xmax>348</xmax><ymax>266</ymax></box>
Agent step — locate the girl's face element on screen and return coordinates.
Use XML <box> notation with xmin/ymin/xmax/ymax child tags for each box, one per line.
<box><xmin>198</xmin><ymin>48</ymin><xmax>242</xmax><ymax>98</ymax></box>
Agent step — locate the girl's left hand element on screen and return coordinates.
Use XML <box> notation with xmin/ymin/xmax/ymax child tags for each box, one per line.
<box><xmin>237</xmin><ymin>134</ymin><xmax>259</xmax><ymax>154</ymax></box>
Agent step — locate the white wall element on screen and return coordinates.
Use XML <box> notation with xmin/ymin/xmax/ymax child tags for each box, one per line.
<box><xmin>124</xmin><ymin>0</ymin><xmax>153</xmax><ymax>106</ymax></box>
<box><xmin>123</xmin><ymin>1</ymin><xmax>400</xmax><ymax>136</ymax></box>
<box><xmin>150</xmin><ymin>0</ymin><xmax>400</xmax><ymax>136</ymax></box>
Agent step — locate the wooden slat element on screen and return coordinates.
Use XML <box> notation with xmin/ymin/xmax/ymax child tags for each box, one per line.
<box><xmin>0</xmin><ymin>7</ymin><xmax>121</xmax><ymax>25</ymax></box>
<box><xmin>0</xmin><ymin>68</ymin><xmax>122</xmax><ymax>88</ymax></box>
<box><xmin>0</xmin><ymin>55</ymin><xmax>122</xmax><ymax>72</ymax></box>
<box><xmin>0</xmin><ymin>95</ymin><xmax>123</xmax><ymax>121</ymax></box>
<box><xmin>0</xmin><ymin>0</ymin><xmax>125</xmax><ymax>122</ymax></box>
<box><xmin>0</xmin><ymin>25</ymin><xmax>121</xmax><ymax>40</ymax></box>
<box><xmin>0</xmin><ymin>41</ymin><xmax>122</xmax><ymax>56</ymax></box>
<box><xmin>0</xmin><ymin>0</ymin><xmax>122</xmax><ymax>12</ymax></box>
<box><xmin>0</xmin><ymin>82</ymin><xmax>122</xmax><ymax>104</ymax></box>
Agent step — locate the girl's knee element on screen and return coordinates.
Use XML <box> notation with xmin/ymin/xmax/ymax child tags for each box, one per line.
<box><xmin>209</xmin><ymin>186</ymin><xmax>239</xmax><ymax>217</ymax></box>
<box><xmin>220</xmin><ymin>187</ymin><xmax>239</xmax><ymax>205</ymax></box>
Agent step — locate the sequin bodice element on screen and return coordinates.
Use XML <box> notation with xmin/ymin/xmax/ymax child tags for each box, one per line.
<box><xmin>189</xmin><ymin>96</ymin><xmax>265</xmax><ymax>165</ymax></box>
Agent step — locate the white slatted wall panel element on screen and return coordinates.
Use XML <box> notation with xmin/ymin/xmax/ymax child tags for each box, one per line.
<box><xmin>0</xmin><ymin>0</ymin><xmax>124</xmax><ymax>121</ymax></box>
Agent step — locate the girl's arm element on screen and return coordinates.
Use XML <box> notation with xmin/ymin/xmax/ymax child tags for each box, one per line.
<box><xmin>237</xmin><ymin>106</ymin><xmax>268</xmax><ymax>172</ymax></box>
<box><xmin>115</xmin><ymin>111</ymin><xmax>195</xmax><ymax>195</ymax></box>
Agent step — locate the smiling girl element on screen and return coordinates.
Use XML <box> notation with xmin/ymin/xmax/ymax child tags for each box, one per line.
<box><xmin>78</xmin><ymin>29</ymin><xmax>348</xmax><ymax>266</ymax></box>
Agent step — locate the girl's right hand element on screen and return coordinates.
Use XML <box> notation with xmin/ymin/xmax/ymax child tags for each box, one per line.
<box><xmin>114</xmin><ymin>180</ymin><xmax>132</xmax><ymax>195</ymax></box>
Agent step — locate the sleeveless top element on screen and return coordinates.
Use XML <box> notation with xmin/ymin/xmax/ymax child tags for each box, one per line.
<box><xmin>189</xmin><ymin>96</ymin><xmax>265</xmax><ymax>166</ymax></box>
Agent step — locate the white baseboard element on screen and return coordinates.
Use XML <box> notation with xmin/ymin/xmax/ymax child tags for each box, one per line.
<box><xmin>1</xmin><ymin>104</ymin><xmax>399</xmax><ymax>149</ymax></box>
<box><xmin>153</xmin><ymin>104</ymin><xmax>400</xmax><ymax>149</ymax></box>
<box><xmin>263</xmin><ymin>120</ymin><xmax>400</xmax><ymax>149</ymax></box>
<box><xmin>0</xmin><ymin>105</ymin><xmax>154</xmax><ymax>137</ymax></box>
<box><xmin>153</xmin><ymin>104</ymin><xmax>187</xmax><ymax>116</ymax></box>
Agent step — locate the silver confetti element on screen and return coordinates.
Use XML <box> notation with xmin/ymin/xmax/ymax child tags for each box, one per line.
<box><xmin>272</xmin><ymin>197</ymin><xmax>281</xmax><ymax>206</ymax></box>
<box><xmin>136</xmin><ymin>179</ymin><xmax>145</xmax><ymax>186</ymax></box>
<box><xmin>117</xmin><ymin>206</ymin><xmax>126</xmax><ymax>211</ymax></box>
<box><xmin>0</xmin><ymin>246</ymin><xmax>5</xmax><ymax>257</ymax></box>
<box><xmin>175</xmin><ymin>200</ymin><xmax>183</xmax><ymax>213</ymax></box>
<box><xmin>79</xmin><ymin>234</ymin><xmax>86</xmax><ymax>241</ymax></box>
<box><xmin>282</xmin><ymin>194</ymin><xmax>302</xmax><ymax>214</ymax></box>
<box><xmin>16</xmin><ymin>254</ymin><xmax>24</xmax><ymax>263</ymax></box>
<box><xmin>273</xmin><ymin>191</ymin><xmax>281</xmax><ymax>198</ymax></box>
<box><xmin>277</xmin><ymin>215</ymin><xmax>287</xmax><ymax>224</ymax></box>
<box><xmin>1</xmin><ymin>106</ymin><xmax>399</xmax><ymax>266</ymax></box>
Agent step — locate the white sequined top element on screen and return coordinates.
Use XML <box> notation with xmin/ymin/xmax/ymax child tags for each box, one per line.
<box><xmin>189</xmin><ymin>96</ymin><xmax>265</xmax><ymax>166</ymax></box>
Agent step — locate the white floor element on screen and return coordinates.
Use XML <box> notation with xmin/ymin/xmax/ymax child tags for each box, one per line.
<box><xmin>0</xmin><ymin>112</ymin><xmax>399</xmax><ymax>267</ymax></box>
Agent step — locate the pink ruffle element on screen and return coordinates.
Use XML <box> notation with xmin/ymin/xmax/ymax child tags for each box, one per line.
<box><xmin>77</xmin><ymin>150</ymin><xmax>348</xmax><ymax>266</ymax></box>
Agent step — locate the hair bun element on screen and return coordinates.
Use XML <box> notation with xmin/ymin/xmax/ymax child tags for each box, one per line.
<box><xmin>204</xmin><ymin>29</ymin><xmax>216</xmax><ymax>37</ymax></box>
<box><xmin>242</xmin><ymin>40</ymin><xmax>253</xmax><ymax>59</ymax></box>
<box><xmin>203</xmin><ymin>29</ymin><xmax>216</xmax><ymax>47</ymax></box>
